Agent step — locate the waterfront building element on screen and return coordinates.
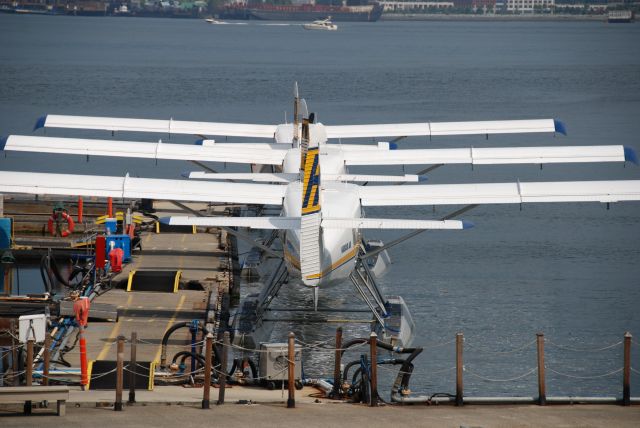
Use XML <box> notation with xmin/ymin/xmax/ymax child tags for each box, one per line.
<box><xmin>379</xmin><ymin>1</ymin><xmax>453</xmax><ymax>12</ymax></box>
<box><xmin>505</xmin><ymin>0</ymin><xmax>553</xmax><ymax>13</ymax></box>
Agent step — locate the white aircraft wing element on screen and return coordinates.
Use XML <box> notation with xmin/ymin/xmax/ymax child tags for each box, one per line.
<box><xmin>164</xmin><ymin>216</ymin><xmax>299</xmax><ymax>229</ymax></box>
<box><xmin>0</xmin><ymin>171</ymin><xmax>286</xmax><ymax>205</ymax></box>
<box><xmin>326</xmin><ymin>119</ymin><xmax>565</xmax><ymax>139</ymax></box>
<box><xmin>34</xmin><ymin>115</ymin><xmax>278</xmax><ymax>138</ymax></box>
<box><xmin>2</xmin><ymin>136</ymin><xmax>289</xmax><ymax>165</ymax></box>
<box><xmin>321</xmin><ymin>218</ymin><xmax>473</xmax><ymax>230</ymax></box>
<box><xmin>343</xmin><ymin>146</ymin><xmax>635</xmax><ymax>166</ymax></box>
<box><xmin>164</xmin><ymin>216</ymin><xmax>472</xmax><ymax>230</ymax></box>
<box><xmin>358</xmin><ymin>180</ymin><xmax>640</xmax><ymax>206</ymax></box>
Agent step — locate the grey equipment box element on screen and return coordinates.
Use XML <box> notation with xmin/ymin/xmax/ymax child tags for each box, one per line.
<box><xmin>258</xmin><ymin>342</ymin><xmax>302</xmax><ymax>381</ymax></box>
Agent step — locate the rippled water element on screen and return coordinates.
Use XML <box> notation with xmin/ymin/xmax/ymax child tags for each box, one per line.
<box><xmin>1</xmin><ymin>15</ymin><xmax>639</xmax><ymax>397</ymax></box>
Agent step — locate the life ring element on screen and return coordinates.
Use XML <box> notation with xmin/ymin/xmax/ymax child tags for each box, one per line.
<box><xmin>48</xmin><ymin>211</ymin><xmax>75</xmax><ymax>237</ymax></box>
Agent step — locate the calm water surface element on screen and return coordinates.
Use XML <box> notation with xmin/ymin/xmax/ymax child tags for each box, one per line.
<box><xmin>1</xmin><ymin>15</ymin><xmax>639</xmax><ymax>397</ymax></box>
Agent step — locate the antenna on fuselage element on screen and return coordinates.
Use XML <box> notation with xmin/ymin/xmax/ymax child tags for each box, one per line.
<box><xmin>293</xmin><ymin>82</ymin><xmax>300</xmax><ymax>148</ymax></box>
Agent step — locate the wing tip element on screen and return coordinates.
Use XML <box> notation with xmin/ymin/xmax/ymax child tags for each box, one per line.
<box><xmin>158</xmin><ymin>216</ymin><xmax>171</xmax><ymax>225</ymax></box>
<box><xmin>34</xmin><ymin>115</ymin><xmax>47</xmax><ymax>131</ymax></box>
<box><xmin>418</xmin><ymin>175</ymin><xmax>428</xmax><ymax>183</ymax></box>
<box><xmin>554</xmin><ymin>119</ymin><xmax>567</xmax><ymax>136</ymax></box>
<box><xmin>0</xmin><ymin>135</ymin><xmax>7</xmax><ymax>151</ymax></box>
<box><xmin>194</xmin><ymin>139</ymin><xmax>204</xmax><ymax>145</ymax></box>
<box><xmin>462</xmin><ymin>220</ymin><xmax>474</xmax><ymax>230</ymax></box>
<box><xmin>624</xmin><ymin>146</ymin><xmax>638</xmax><ymax>165</ymax></box>
<box><xmin>389</xmin><ymin>142</ymin><xmax>398</xmax><ymax>150</ymax></box>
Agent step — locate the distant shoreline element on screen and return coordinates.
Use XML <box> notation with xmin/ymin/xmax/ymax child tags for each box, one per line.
<box><xmin>381</xmin><ymin>13</ymin><xmax>611</xmax><ymax>22</ymax></box>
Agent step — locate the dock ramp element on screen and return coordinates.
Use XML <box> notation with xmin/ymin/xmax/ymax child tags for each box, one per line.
<box><xmin>126</xmin><ymin>270</ymin><xmax>181</xmax><ymax>293</ymax></box>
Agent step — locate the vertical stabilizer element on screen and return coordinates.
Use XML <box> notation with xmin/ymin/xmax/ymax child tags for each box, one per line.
<box><xmin>300</xmin><ymin>119</ymin><xmax>322</xmax><ymax>286</ymax></box>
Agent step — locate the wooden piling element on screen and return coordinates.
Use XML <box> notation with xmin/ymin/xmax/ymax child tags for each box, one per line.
<box><xmin>217</xmin><ymin>331</ymin><xmax>229</xmax><ymax>405</ymax></box>
<box><xmin>115</xmin><ymin>335</ymin><xmax>124</xmax><ymax>411</ymax></box>
<box><xmin>43</xmin><ymin>334</ymin><xmax>51</xmax><ymax>386</ymax></box>
<box><xmin>456</xmin><ymin>333</ymin><xmax>463</xmax><ymax>406</ymax></box>
<box><xmin>369</xmin><ymin>331</ymin><xmax>378</xmax><ymax>407</ymax></box>
<box><xmin>331</xmin><ymin>327</ymin><xmax>343</xmax><ymax>398</ymax></box>
<box><xmin>128</xmin><ymin>332</ymin><xmax>137</xmax><ymax>404</ymax></box>
<box><xmin>537</xmin><ymin>333</ymin><xmax>546</xmax><ymax>406</ymax></box>
<box><xmin>11</xmin><ymin>320</ymin><xmax>18</xmax><ymax>386</ymax></box>
<box><xmin>25</xmin><ymin>339</ymin><xmax>33</xmax><ymax>414</ymax></box>
<box><xmin>202</xmin><ymin>333</ymin><xmax>213</xmax><ymax>409</ymax></box>
<box><xmin>287</xmin><ymin>332</ymin><xmax>295</xmax><ymax>409</ymax></box>
<box><xmin>623</xmin><ymin>332</ymin><xmax>631</xmax><ymax>406</ymax></box>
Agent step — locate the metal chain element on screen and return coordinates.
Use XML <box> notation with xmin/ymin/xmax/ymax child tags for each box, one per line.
<box><xmin>546</xmin><ymin>366</ymin><xmax>623</xmax><ymax>380</ymax></box>
<box><xmin>465</xmin><ymin>366</ymin><xmax>538</xmax><ymax>383</ymax></box>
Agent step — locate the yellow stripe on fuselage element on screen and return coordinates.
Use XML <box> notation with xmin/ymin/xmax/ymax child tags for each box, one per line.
<box><xmin>301</xmin><ymin>148</ymin><xmax>320</xmax><ymax>215</ymax></box>
<box><xmin>304</xmin><ymin>245</ymin><xmax>359</xmax><ymax>281</ymax></box>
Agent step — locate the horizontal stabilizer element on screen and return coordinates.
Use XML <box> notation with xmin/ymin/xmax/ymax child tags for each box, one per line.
<box><xmin>188</xmin><ymin>171</ymin><xmax>421</xmax><ymax>183</ymax></box>
<box><xmin>188</xmin><ymin>171</ymin><xmax>297</xmax><ymax>183</ymax></box>
<box><xmin>326</xmin><ymin>119</ymin><xmax>561</xmax><ymax>139</ymax></box>
<box><xmin>0</xmin><ymin>171</ymin><xmax>286</xmax><ymax>205</ymax></box>
<box><xmin>3</xmin><ymin>135</ymin><xmax>288</xmax><ymax>165</ymax></box>
<box><xmin>162</xmin><ymin>216</ymin><xmax>299</xmax><ymax>229</ymax></box>
<box><xmin>359</xmin><ymin>180</ymin><xmax>640</xmax><ymax>206</ymax></box>
<box><xmin>344</xmin><ymin>145</ymin><xmax>630</xmax><ymax>166</ymax></box>
<box><xmin>34</xmin><ymin>115</ymin><xmax>277</xmax><ymax>138</ymax></box>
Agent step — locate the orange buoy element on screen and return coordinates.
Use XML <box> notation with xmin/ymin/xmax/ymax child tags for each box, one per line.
<box><xmin>47</xmin><ymin>211</ymin><xmax>75</xmax><ymax>237</ymax></box>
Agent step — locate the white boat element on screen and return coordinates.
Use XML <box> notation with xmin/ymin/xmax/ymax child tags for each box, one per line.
<box><xmin>303</xmin><ymin>17</ymin><xmax>337</xmax><ymax>31</ymax></box>
<box><xmin>205</xmin><ymin>18</ymin><xmax>227</xmax><ymax>24</ymax></box>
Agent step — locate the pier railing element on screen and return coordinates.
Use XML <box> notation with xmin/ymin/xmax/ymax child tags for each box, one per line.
<box><xmin>1</xmin><ymin>328</ymin><xmax>637</xmax><ymax>408</ymax></box>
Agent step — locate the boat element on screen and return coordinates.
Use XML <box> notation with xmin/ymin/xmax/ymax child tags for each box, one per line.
<box><xmin>205</xmin><ymin>17</ymin><xmax>227</xmax><ymax>24</ymax></box>
<box><xmin>303</xmin><ymin>16</ymin><xmax>337</xmax><ymax>31</ymax></box>
<box><xmin>607</xmin><ymin>10</ymin><xmax>634</xmax><ymax>23</ymax></box>
<box><xmin>237</xmin><ymin>1</ymin><xmax>382</xmax><ymax>22</ymax></box>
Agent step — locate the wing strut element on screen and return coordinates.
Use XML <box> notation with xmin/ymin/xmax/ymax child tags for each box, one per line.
<box><xmin>358</xmin><ymin>204</ymin><xmax>479</xmax><ymax>261</ymax></box>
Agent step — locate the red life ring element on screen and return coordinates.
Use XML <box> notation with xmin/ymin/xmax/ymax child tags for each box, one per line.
<box><xmin>48</xmin><ymin>211</ymin><xmax>75</xmax><ymax>237</ymax></box>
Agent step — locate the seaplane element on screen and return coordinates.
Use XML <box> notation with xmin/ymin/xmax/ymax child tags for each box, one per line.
<box><xmin>1</xmin><ymin>84</ymin><xmax>639</xmax><ymax>346</ymax></box>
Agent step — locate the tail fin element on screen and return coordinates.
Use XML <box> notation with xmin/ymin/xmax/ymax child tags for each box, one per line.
<box><xmin>300</xmin><ymin>119</ymin><xmax>322</xmax><ymax>286</ymax></box>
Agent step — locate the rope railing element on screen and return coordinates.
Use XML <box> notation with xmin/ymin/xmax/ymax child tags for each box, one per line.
<box><xmin>545</xmin><ymin>339</ymin><xmax>623</xmax><ymax>353</ymax></box>
<box><xmin>465</xmin><ymin>338</ymin><xmax>537</xmax><ymax>355</ymax></box>
<box><xmin>465</xmin><ymin>366</ymin><xmax>538</xmax><ymax>383</ymax></box>
<box><xmin>546</xmin><ymin>367</ymin><xmax>624</xmax><ymax>380</ymax></box>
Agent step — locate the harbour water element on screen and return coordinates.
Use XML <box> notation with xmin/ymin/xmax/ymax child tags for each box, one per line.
<box><xmin>1</xmin><ymin>15</ymin><xmax>639</xmax><ymax>398</ymax></box>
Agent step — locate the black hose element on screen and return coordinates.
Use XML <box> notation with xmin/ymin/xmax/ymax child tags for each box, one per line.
<box><xmin>173</xmin><ymin>351</ymin><xmax>206</xmax><ymax>368</ymax></box>
<box><xmin>160</xmin><ymin>322</ymin><xmax>202</xmax><ymax>368</ymax></box>
<box><xmin>39</xmin><ymin>255</ymin><xmax>53</xmax><ymax>294</ymax></box>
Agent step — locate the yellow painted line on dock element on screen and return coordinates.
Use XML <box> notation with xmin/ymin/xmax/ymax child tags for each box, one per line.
<box><xmin>95</xmin><ymin>293</ymin><xmax>133</xmax><ymax>361</ymax></box>
<box><xmin>153</xmin><ymin>294</ymin><xmax>186</xmax><ymax>364</ymax></box>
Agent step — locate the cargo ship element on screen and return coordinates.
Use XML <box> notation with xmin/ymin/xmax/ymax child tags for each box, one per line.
<box><xmin>220</xmin><ymin>1</ymin><xmax>382</xmax><ymax>22</ymax></box>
